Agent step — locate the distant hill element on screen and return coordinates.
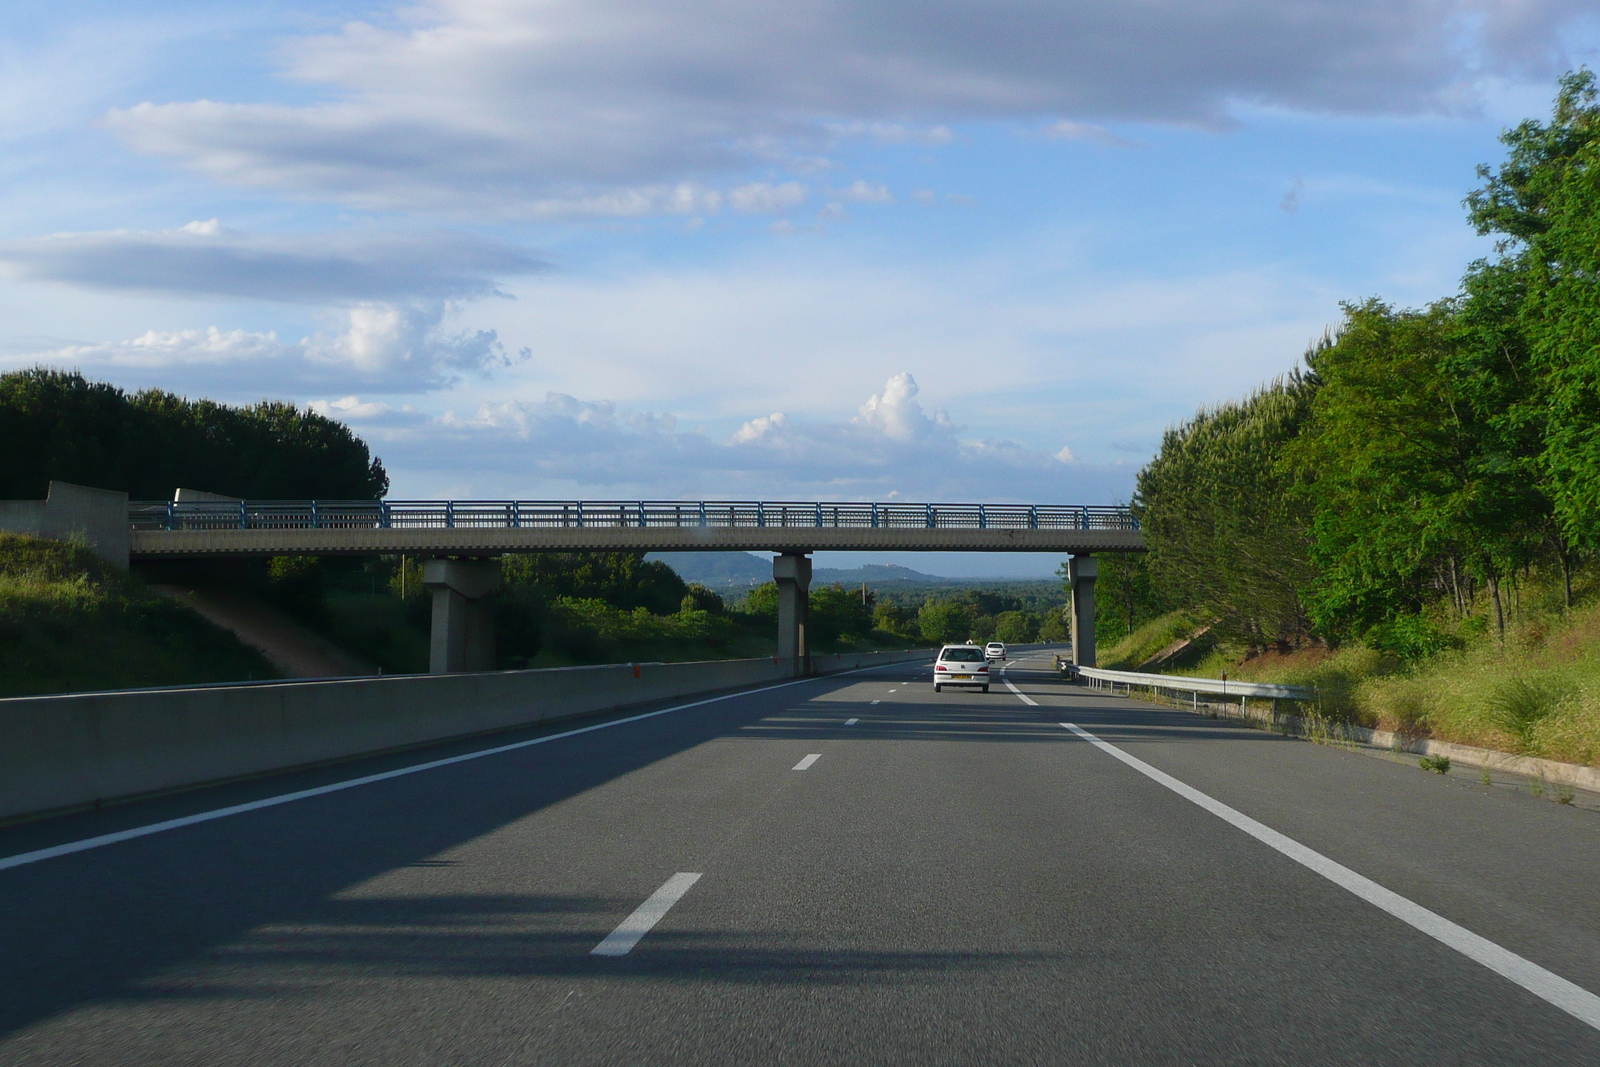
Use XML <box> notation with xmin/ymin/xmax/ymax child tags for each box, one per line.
<box><xmin>647</xmin><ymin>552</ymin><xmax>949</xmax><ymax>589</ymax></box>
<box><xmin>646</xmin><ymin>552</ymin><xmax>772</xmax><ymax>588</ymax></box>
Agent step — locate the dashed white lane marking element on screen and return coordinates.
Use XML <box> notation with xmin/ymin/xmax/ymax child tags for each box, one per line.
<box><xmin>870</xmin><ymin>700</ymin><xmax>881</xmax><ymax>705</ymax></box>
<box><xmin>845</xmin><ymin>718</ymin><xmax>859</xmax><ymax>726</ymax></box>
<box><xmin>1058</xmin><ymin>720</ymin><xmax>1600</xmax><ymax>1034</ymax></box>
<box><xmin>1003</xmin><ymin>678</ymin><xmax>1038</xmax><ymax>706</ymax></box>
<box><xmin>888</xmin><ymin>689</ymin><xmax>898</xmax><ymax>693</ymax></box>
<box><xmin>591</xmin><ymin>872</ymin><xmax>702</xmax><ymax>957</ymax></box>
<box><xmin>793</xmin><ymin>753</ymin><xmax>822</xmax><ymax>771</ymax></box>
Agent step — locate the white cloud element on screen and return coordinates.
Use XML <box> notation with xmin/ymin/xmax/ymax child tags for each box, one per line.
<box><xmin>102</xmin><ymin>0</ymin><xmax>1596</xmax><ymax>214</ymax></box>
<box><xmin>21</xmin><ymin>300</ymin><xmax>524</xmax><ymax>394</ymax></box>
<box><xmin>728</xmin><ymin>181</ymin><xmax>807</xmax><ymax>213</ymax></box>
<box><xmin>837</xmin><ymin>180</ymin><xmax>894</xmax><ymax>204</ymax></box>
<box><xmin>1041</xmin><ymin>120</ymin><xmax>1141</xmax><ymax>149</ymax></box>
<box><xmin>357</xmin><ymin>372</ymin><xmax>1127</xmax><ymax>499</ymax></box>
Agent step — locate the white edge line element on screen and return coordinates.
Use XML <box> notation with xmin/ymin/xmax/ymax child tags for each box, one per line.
<box><xmin>0</xmin><ymin>661</ymin><xmax>916</xmax><ymax>873</ymax></box>
<box><xmin>793</xmin><ymin>753</ymin><xmax>822</xmax><ymax>770</ymax></box>
<box><xmin>1058</xmin><ymin>720</ymin><xmax>1600</xmax><ymax>1034</ymax></box>
<box><xmin>591</xmin><ymin>871</ymin><xmax>702</xmax><ymax>957</ymax></box>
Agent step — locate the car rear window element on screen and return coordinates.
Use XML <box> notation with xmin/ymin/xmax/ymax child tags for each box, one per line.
<box><xmin>941</xmin><ymin>648</ymin><xmax>984</xmax><ymax>662</ymax></box>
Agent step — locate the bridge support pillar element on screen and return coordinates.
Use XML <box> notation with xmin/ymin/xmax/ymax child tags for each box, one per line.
<box><xmin>1069</xmin><ymin>554</ymin><xmax>1097</xmax><ymax>668</ymax></box>
<box><xmin>773</xmin><ymin>552</ymin><xmax>812</xmax><ymax>677</ymax></box>
<box><xmin>422</xmin><ymin>558</ymin><xmax>500</xmax><ymax>674</ymax></box>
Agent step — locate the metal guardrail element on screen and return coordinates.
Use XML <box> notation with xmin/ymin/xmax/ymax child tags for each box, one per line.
<box><xmin>128</xmin><ymin>499</ymin><xmax>1139</xmax><ymax>534</ymax></box>
<box><xmin>1076</xmin><ymin>666</ymin><xmax>1315</xmax><ymax>703</ymax></box>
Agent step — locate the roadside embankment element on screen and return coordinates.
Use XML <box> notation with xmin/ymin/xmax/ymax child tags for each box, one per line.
<box><xmin>0</xmin><ymin>534</ymin><xmax>274</xmax><ymax>697</ymax></box>
<box><xmin>0</xmin><ymin>648</ymin><xmax>931</xmax><ymax>824</ymax></box>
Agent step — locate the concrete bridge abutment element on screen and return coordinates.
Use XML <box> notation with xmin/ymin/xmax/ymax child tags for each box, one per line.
<box><xmin>773</xmin><ymin>551</ymin><xmax>812</xmax><ymax>677</ymax></box>
<box><xmin>422</xmin><ymin>558</ymin><xmax>500</xmax><ymax>674</ymax></box>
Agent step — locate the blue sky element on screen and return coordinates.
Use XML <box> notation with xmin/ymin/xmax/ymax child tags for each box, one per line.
<box><xmin>2</xmin><ymin>1</ymin><xmax>1597</xmax><ymax>576</ymax></box>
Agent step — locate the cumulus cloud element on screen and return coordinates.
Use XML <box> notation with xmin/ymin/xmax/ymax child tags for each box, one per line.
<box><xmin>356</xmin><ymin>372</ymin><xmax>1106</xmax><ymax>499</ymax></box>
<box><xmin>23</xmin><ymin>300</ymin><xmax>525</xmax><ymax>394</ymax></box>
<box><xmin>102</xmin><ymin>0</ymin><xmax>1594</xmax><ymax>214</ymax></box>
<box><xmin>0</xmin><ymin>221</ymin><xmax>545</xmax><ymax>303</ymax></box>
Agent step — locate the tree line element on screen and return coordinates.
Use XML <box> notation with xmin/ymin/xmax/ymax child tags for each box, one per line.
<box><xmin>0</xmin><ymin>368</ymin><xmax>387</xmax><ymax>500</ymax></box>
<box><xmin>1118</xmin><ymin>72</ymin><xmax>1600</xmax><ymax>660</ymax></box>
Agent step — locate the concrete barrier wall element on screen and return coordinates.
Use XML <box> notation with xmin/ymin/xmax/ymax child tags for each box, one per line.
<box><xmin>0</xmin><ymin>648</ymin><xmax>932</xmax><ymax>823</ymax></box>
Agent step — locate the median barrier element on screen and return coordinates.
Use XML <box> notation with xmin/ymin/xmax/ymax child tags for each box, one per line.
<box><xmin>0</xmin><ymin>648</ymin><xmax>932</xmax><ymax>824</ymax></box>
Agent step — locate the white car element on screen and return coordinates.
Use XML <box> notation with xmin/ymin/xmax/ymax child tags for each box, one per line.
<box><xmin>934</xmin><ymin>644</ymin><xmax>990</xmax><ymax>693</ymax></box>
<box><xmin>985</xmin><ymin>641</ymin><xmax>1007</xmax><ymax>661</ymax></box>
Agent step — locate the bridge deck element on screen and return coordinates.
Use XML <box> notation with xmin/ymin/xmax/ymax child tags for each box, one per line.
<box><xmin>127</xmin><ymin>499</ymin><xmax>1144</xmax><ymax>557</ymax></box>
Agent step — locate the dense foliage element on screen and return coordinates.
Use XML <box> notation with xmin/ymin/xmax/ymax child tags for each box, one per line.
<box><xmin>0</xmin><ymin>368</ymin><xmax>388</xmax><ymax>499</ymax></box>
<box><xmin>1128</xmin><ymin>73</ymin><xmax>1600</xmax><ymax>657</ymax></box>
<box><xmin>501</xmin><ymin>551</ymin><xmax>688</xmax><ymax>615</ymax></box>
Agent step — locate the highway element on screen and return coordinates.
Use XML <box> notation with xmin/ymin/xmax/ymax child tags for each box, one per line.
<box><xmin>3</xmin><ymin>652</ymin><xmax>1600</xmax><ymax>1064</ymax></box>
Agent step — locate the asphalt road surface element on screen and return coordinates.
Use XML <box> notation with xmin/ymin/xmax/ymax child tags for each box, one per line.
<box><xmin>4</xmin><ymin>653</ymin><xmax>1600</xmax><ymax>1065</ymax></box>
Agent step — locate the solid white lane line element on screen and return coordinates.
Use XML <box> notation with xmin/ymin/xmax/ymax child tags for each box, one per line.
<box><xmin>1058</xmin><ymin>721</ymin><xmax>1600</xmax><ymax>1034</ymax></box>
<box><xmin>591</xmin><ymin>872</ymin><xmax>702</xmax><ymax>957</ymax></box>
<box><xmin>793</xmin><ymin>753</ymin><xmax>822</xmax><ymax>771</ymax></box>
<box><xmin>0</xmin><ymin>662</ymin><xmax>916</xmax><ymax>874</ymax></box>
<box><xmin>845</xmin><ymin>718</ymin><xmax>859</xmax><ymax>726</ymax></box>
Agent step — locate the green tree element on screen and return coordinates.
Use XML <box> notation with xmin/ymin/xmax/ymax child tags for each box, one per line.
<box><xmin>1136</xmin><ymin>371</ymin><xmax>1318</xmax><ymax>648</ymax></box>
<box><xmin>917</xmin><ymin>598</ymin><xmax>973</xmax><ymax>644</ymax></box>
<box><xmin>680</xmin><ymin>583</ymin><xmax>725</xmax><ymax>615</ymax></box>
<box><xmin>1038</xmin><ymin>609</ymin><xmax>1069</xmax><ymax>642</ymax></box>
<box><xmin>810</xmin><ymin>583</ymin><xmax>874</xmax><ymax>643</ymax></box>
<box><xmin>1288</xmin><ymin>299</ymin><xmax>1548</xmax><ymax>639</ymax></box>
<box><xmin>994</xmin><ymin>610</ymin><xmax>1038</xmax><ymax>643</ymax></box>
<box><xmin>0</xmin><ymin>369</ymin><xmax>387</xmax><ymax>499</ymax></box>
<box><xmin>502</xmin><ymin>551</ymin><xmax>687</xmax><ymax>615</ymax></box>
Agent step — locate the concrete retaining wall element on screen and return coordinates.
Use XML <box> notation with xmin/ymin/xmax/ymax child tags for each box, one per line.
<box><xmin>0</xmin><ymin>648</ymin><xmax>931</xmax><ymax>823</ymax></box>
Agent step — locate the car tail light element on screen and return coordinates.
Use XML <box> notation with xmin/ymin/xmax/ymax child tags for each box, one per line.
<box><xmin>935</xmin><ymin>664</ymin><xmax>948</xmax><ymax>671</ymax></box>
<box><xmin>977</xmin><ymin>665</ymin><xmax>988</xmax><ymax>672</ymax></box>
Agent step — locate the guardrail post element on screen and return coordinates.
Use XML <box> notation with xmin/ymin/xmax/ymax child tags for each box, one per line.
<box><xmin>445</xmin><ymin>501</ymin><xmax>454</xmax><ymax>528</ymax></box>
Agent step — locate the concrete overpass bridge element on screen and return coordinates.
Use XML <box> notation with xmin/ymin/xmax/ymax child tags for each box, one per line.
<box><xmin>123</xmin><ymin>498</ymin><xmax>1142</xmax><ymax>674</ymax></box>
<box><xmin>4</xmin><ymin>483</ymin><xmax>1144</xmax><ymax>675</ymax></box>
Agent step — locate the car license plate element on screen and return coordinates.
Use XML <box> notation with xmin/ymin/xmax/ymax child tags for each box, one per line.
<box><xmin>953</xmin><ymin>674</ymin><xmax>971</xmax><ymax>680</ymax></box>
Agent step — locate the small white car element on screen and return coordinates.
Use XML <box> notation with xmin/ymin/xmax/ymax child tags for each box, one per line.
<box><xmin>934</xmin><ymin>644</ymin><xmax>990</xmax><ymax>693</ymax></box>
<box><xmin>985</xmin><ymin>641</ymin><xmax>1007</xmax><ymax>661</ymax></box>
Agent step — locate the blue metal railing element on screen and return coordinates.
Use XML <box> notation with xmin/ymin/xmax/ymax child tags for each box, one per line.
<box><xmin>128</xmin><ymin>499</ymin><xmax>1139</xmax><ymax>534</ymax></box>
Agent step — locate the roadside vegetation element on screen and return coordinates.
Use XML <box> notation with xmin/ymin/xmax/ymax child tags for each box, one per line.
<box><xmin>0</xmin><ymin>534</ymin><xmax>274</xmax><ymax>697</ymax></box>
<box><xmin>1101</xmin><ymin>72</ymin><xmax>1600</xmax><ymax>768</ymax></box>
